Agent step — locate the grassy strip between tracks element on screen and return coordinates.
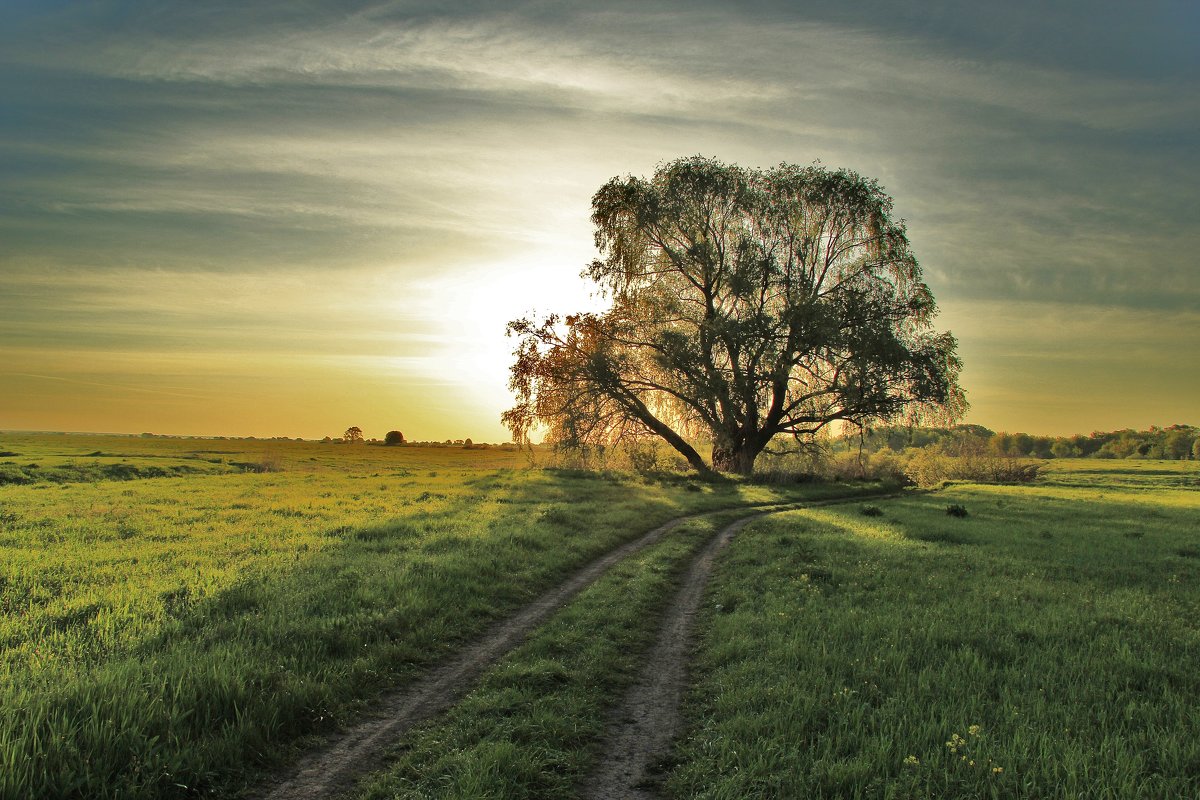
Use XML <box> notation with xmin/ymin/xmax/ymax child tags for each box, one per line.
<box><xmin>353</xmin><ymin>511</ymin><xmax>748</xmax><ymax>800</ymax></box>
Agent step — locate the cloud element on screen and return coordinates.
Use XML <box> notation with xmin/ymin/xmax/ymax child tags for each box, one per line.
<box><xmin>0</xmin><ymin>0</ymin><xmax>1196</xmax><ymax>436</ymax></box>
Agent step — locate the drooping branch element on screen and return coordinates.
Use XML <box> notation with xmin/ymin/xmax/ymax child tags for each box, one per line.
<box><xmin>504</xmin><ymin>156</ymin><xmax>965</xmax><ymax>475</ymax></box>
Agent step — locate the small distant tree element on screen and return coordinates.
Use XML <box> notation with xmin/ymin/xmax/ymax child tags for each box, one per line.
<box><xmin>463</xmin><ymin>438</ymin><xmax>474</xmax><ymax>449</ymax></box>
<box><xmin>1193</xmin><ymin>437</ymin><xmax>1200</xmax><ymax>460</ymax></box>
<box><xmin>384</xmin><ymin>430</ymin><xmax>405</xmax><ymax>446</ymax></box>
<box><xmin>1098</xmin><ymin>431</ymin><xmax>1140</xmax><ymax>458</ymax></box>
<box><xmin>1050</xmin><ymin>440</ymin><xmax>1080</xmax><ymax>459</ymax></box>
<box><xmin>343</xmin><ymin>426</ymin><xmax>364</xmax><ymax>443</ymax></box>
<box><xmin>1163</xmin><ymin>429</ymin><xmax>1194</xmax><ymax>460</ymax></box>
<box><xmin>1028</xmin><ymin>436</ymin><xmax>1054</xmax><ymax>458</ymax></box>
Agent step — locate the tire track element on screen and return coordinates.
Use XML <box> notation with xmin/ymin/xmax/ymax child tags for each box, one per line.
<box><xmin>257</xmin><ymin>501</ymin><xmax>811</xmax><ymax>800</ymax></box>
<box><xmin>582</xmin><ymin>495</ymin><xmax>890</xmax><ymax>799</ymax></box>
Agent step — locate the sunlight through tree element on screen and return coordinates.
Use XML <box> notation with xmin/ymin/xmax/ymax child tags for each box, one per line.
<box><xmin>505</xmin><ymin>157</ymin><xmax>965</xmax><ymax>475</ymax></box>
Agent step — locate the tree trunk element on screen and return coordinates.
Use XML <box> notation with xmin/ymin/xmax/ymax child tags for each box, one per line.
<box><xmin>677</xmin><ymin>443</ymin><xmax>716</xmax><ymax>476</ymax></box>
<box><xmin>711</xmin><ymin>444</ymin><xmax>758</xmax><ymax>475</ymax></box>
<box><xmin>616</xmin><ymin>388</ymin><xmax>715</xmax><ymax>476</ymax></box>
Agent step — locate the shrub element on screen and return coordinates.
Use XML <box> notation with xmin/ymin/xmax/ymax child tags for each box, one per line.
<box><xmin>233</xmin><ymin>454</ymin><xmax>282</xmax><ymax>474</ymax></box>
<box><xmin>624</xmin><ymin>441</ymin><xmax>662</xmax><ymax>474</ymax></box>
<box><xmin>746</xmin><ymin>443</ymin><xmax>916</xmax><ymax>486</ymax></box>
<box><xmin>0</xmin><ymin>465</ymin><xmax>35</xmax><ymax>485</ymax></box>
<box><xmin>903</xmin><ymin>447</ymin><xmax>949</xmax><ymax>488</ymax></box>
<box><xmin>903</xmin><ymin>442</ymin><xmax>1044</xmax><ymax>488</ymax></box>
<box><xmin>945</xmin><ymin>504</ymin><xmax>969</xmax><ymax>517</ymax></box>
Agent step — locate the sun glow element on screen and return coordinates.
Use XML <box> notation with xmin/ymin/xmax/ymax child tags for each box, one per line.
<box><xmin>372</xmin><ymin>248</ymin><xmax>611</xmax><ymax>433</ymax></box>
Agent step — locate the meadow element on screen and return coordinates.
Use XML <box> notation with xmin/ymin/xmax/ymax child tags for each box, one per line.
<box><xmin>308</xmin><ymin>458</ymin><xmax>1198</xmax><ymax>799</ymax></box>
<box><xmin>0</xmin><ymin>433</ymin><xmax>846</xmax><ymax>799</ymax></box>
<box><xmin>2</xmin><ymin>434</ymin><xmax>1197</xmax><ymax>799</ymax></box>
<box><xmin>667</xmin><ymin>459</ymin><xmax>1200</xmax><ymax>799</ymax></box>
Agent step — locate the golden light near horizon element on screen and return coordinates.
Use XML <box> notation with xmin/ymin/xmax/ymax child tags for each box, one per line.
<box><xmin>1</xmin><ymin>2</ymin><xmax>1197</xmax><ymax>441</ymax></box>
<box><xmin>937</xmin><ymin>301</ymin><xmax>1200</xmax><ymax>435</ymax></box>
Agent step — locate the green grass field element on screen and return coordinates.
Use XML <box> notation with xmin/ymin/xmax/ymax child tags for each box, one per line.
<box><xmin>2</xmin><ymin>432</ymin><xmax>1197</xmax><ymax>799</ymax></box>
<box><xmin>668</xmin><ymin>465</ymin><xmax>1200</xmax><ymax>799</ymax></box>
<box><xmin>328</xmin><ymin>460</ymin><xmax>1200</xmax><ymax>799</ymax></box>
<box><xmin>0</xmin><ymin>433</ymin><xmax>844</xmax><ymax>799</ymax></box>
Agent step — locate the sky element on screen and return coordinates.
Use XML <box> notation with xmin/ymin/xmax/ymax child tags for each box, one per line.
<box><xmin>1</xmin><ymin>0</ymin><xmax>1197</xmax><ymax>441</ymax></box>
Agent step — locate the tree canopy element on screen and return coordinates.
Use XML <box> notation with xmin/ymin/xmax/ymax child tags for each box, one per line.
<box><xmin>504</xmin><ymin>156</ymin><xmax>965</xmax><ymax>475</ymax></box>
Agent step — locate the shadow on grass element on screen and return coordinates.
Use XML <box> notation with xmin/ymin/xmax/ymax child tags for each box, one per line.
<box><xmin>2</xmin><ymin>467</ymin><xmax>814</xmax><ymax>799</ymax></box>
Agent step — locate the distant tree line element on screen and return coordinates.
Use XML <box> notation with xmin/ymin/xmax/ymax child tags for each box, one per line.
<box><xmin>399</xmin><ymin>438</ymin><xmax>518</xmax><ymax>451</ymax></box>
<box><xmin>317</xmin><ymin>428</ymin><xmax>516</xmax><ymax>450</ymax></box>
<box><xmin>833</xmin><ymin>423</ymin><xmax>1199</xmax><ymax>460</ymax></box>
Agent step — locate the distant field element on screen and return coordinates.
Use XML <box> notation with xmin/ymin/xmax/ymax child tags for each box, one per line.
<box><xmin>1040</xmin><ymin>456</ymin><xmax>1200</xmax><ymax>489</ymax></box>
<box><xmin>0</xmin><ymin>432</ymin><xmax>838</xmax><ymax>799</ymax></box>
<box><xmin>0</xmin><ymin>432</ymin><xmax>527</xmax><ymax>485</ymax></box>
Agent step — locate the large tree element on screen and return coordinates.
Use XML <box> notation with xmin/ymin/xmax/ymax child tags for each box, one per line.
<box><xmin>504</xmin><ymin>157</ymin><xmax>965</xmax><ymax>475</ymax></box>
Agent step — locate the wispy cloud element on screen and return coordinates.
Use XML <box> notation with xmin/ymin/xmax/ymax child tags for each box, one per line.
<box><xmin>1</xmin><ymin>0</ymin><xmax>1196</xmax><ymax>436</ymax></box>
